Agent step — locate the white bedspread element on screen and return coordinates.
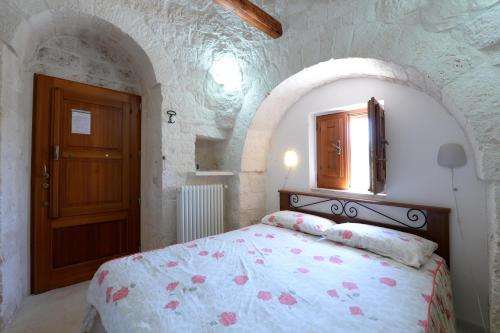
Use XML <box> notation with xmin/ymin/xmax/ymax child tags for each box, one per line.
<box><xmin>84</xmin><ymin>224</ymin><xmax>454</xmax><ymax>333</ymax></box>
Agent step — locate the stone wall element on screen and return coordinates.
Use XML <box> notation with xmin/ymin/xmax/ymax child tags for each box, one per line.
<box><xmin>27</xmin><ymin>34</ymin><xmax>142</xmax><ymax>93</ymax></box>
<box><xmin>0</xmin><ymin>0</ymin><xmax>499</xmax><ymax>331</ymax></box>
<box><xmin>0</xmin><ymin>45</ymin><xmax>33</xmax><ymax>329</ymax></box>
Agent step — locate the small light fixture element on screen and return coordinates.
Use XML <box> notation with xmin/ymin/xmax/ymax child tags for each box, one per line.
<box><xmin>282</xmin><ymin>150</ymin><xmax>298</xmax><ymax>189</ymax></box>
<box><xmin>437</xmin><ymin>143</ymin><xmax>466</xmax><ymax>169</ymax></box>
<box><xmin>209</xmin><ymin>54</ymin><xmax>242</xmax><ymax>94</ymax></box>
<box><xmin>437</xmin><ymin>143</ymin><xmax>466</xmax><ymax>193</ymax></box>
<box><xmin>284</xmin><ymin>150</ymin><xmax>298</xmax><ymax>169</ymax></box>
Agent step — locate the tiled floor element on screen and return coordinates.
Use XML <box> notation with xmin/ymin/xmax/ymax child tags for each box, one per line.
<box><xmin>4</xmin><ymin>281</ymin><xmax>89</xmax><ymax>333</ymax></box>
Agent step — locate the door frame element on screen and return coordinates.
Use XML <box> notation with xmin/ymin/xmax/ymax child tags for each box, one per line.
<box><xmin>30</xmin><ymin>74</ymin><xmax>141</xmax><ymax>293</ymax></box>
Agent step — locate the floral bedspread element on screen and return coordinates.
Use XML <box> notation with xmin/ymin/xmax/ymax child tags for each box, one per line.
<box><xmin>83</xmin><ymin>224</ymin><xmax>455</xmax><ymax>333</ymax></box>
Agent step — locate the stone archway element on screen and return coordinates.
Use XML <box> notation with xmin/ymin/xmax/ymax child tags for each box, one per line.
<box><xmin>0</xmin><ymin>9</ymin><xmax>164</xmax><ymax>328</ymax></box>
<box><xmin>239</xmin><ymin>58</ymin><xmax>483</xmax><ymax>222</ymax></box>
<box><xmin>238</xmin><ymin>57</ymin><xmax>498</xmax><ymax>330</ymax></box>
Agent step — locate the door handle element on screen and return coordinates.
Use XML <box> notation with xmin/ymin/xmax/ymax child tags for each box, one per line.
<box><xmin>42</xmin><ymin>164</ymin><xmax>49</xmax><ymax>179</ymax></box>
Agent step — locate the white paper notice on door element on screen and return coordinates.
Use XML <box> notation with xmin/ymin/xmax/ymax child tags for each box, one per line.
<box><xmin>71</xmin><ymin>110</ymin><xmax>91</xmax><ymax>135</ymax></box>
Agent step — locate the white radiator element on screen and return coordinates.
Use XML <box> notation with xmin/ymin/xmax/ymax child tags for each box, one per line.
<box><xmin>177</xmin><ymin>184</ymin><xmax>224</xmax><ymax>243</ymax></box>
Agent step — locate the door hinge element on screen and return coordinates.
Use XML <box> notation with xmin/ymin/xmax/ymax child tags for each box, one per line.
<box><xmin>138</xmin><ymin>197</ymin><xmax>141</xmax><ymax>206</ymax></box>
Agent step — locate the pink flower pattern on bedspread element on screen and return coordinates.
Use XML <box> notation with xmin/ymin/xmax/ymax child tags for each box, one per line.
<box><xmin>85</xmin><ymin>224</ymin><xmax>455</xmax><ymax>333</ymax></box>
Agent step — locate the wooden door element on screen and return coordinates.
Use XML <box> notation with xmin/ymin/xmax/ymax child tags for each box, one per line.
<box><xmin>316</xmin><ymin>112</ymin><xmax>349</xmax><ymax>190</ymax></box>
<box><xmin>31</xmin><ymin>75</ymin><xmax>141</xmax><ymax>293</ymax></box>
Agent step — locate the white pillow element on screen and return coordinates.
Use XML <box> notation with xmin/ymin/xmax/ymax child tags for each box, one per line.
<box><xmin>261</xmin><ymin>210</ymin><xmax>336</xmax><ymax>236</ymax></box>
<box><xmin>325</xmin><ymin>223</ymin><xmax>438</xmax><ymax>268</ymax></box>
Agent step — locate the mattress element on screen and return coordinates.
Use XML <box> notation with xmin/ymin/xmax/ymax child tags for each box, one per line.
<box><xmin>82</xmin><ymin>224</ymin><xmax>455</xmax><ymax>333</ymax></box>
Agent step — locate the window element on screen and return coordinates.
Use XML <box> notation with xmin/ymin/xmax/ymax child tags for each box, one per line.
<box><xmin>316</xmin><ymin>97</ymin><xmax>386</xmax><ymax>194</ymax></box>
<box><xmin>349</xmin><ymin>112</ymin><xmax>370</xmax><ymax>190</ymax></box>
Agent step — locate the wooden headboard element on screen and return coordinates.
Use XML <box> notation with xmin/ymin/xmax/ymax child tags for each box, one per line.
<box><xmin>279</xmin><ymin>190</ymin><xmax>451</xmax><ymax>264</ymax></box>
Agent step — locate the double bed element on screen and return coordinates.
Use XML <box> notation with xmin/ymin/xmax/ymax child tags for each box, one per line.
<box><xmin>82</xmin><ymin>190</ymin><xmax>455</xmax><ymax>333</ymax></box>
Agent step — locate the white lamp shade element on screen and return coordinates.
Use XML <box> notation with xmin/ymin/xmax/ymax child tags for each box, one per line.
<box><xmin>437</xmin><ymin>143</ymin><xmax>466</xmax><ymax>168</ymax></box>
<box><xmin>284</xmin><ymin>150</ymin><xmax>298</xmax><ymax>168</ymax></box>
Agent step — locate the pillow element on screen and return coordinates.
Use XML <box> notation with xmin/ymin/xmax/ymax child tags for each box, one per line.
<box><xmin>325</xmin><ymin>223</ymin><xmax>438</xmax><ymax>268</ymax></box>
<box><xmin>261</xmin><ymin>210</ymin><xmax>336</xmax><ymax>236</ymax></box>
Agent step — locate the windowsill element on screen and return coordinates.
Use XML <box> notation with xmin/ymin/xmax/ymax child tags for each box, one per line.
<box><xmin>310</xmin><ymin>187</ymin><xmax>386</xmax><ymax>200</ymax></box>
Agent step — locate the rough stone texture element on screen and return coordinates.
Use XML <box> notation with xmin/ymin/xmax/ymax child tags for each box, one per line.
<box><xmin>27</xmin><ymin>34</ymin><xmax>142</xmax><ymax>93</ymax></box>
<box><xmin>239</xmin><ymin>171</ymin><xmax>267</xmax><ymax>228</ymax></box>
<box><xmin>459</xmin><ymin>5</ymin><xmax>500</xmax><ymax>50</ymax></box>
<box><xmin>0</xmin><ymin>0</ymin><xmax>499</xmax><ymax>331</ymax></box>
<box><xmin>0</xmin><ymin>46</ymin><xmax>32</xmax><ymax>330</ymax></box>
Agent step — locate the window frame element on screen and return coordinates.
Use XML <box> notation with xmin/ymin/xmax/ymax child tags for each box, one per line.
<box><xmin>314</xmin><ymin>97</ymin><xmax>386</xmax><ymax>195</ymax></box>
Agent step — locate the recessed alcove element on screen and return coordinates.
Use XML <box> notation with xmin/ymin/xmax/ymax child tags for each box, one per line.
<box><xmin>194</xmin><ymin>136</ymin><xmax>233</xmax><ymax>176</ymax></box>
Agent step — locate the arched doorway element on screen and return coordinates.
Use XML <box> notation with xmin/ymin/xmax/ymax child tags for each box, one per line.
<box><xmin>0</xmin><ymin>9</ymin><xmax>162</xmax><ymax>324</ymax></box>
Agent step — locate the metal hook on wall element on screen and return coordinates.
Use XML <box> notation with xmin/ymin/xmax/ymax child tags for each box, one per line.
<box><xmin>166</xmin><ymin>110</ymin><xmax>177</xmax><ymax>124</ymax></box>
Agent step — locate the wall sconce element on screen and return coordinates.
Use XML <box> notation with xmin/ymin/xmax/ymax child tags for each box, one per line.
<box><xmin>437</xmin><ymin>143</ymin><xmax>466</xmax><ymax>170</ymax></box>
<box><xmin>437</xmin><ymin>143</ymin><xmax>466</xmax><ymax>192</ymax></box>
<box><xmin>284</xmin><ymin>150</ymin><xmax>298</xmax><ymax>169</ymax></box>
<box><xmin>282</xmin><ymin>150</ymin><xmax>298</xmax><ymax>189</ymax></box>
<box><xmin>210</xmin><ymin>54</ymin><xmax>242</xmax><ymax>94</ymax></box>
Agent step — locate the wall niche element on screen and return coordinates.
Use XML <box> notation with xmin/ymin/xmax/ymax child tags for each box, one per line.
<box><xmin>194</xmin><ymin>137</ymin><xmax>233</xmax><ymax>176</ymax></box>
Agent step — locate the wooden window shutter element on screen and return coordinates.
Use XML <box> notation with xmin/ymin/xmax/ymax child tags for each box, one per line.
<box><xmin>316</xmin><ymin>112</ymin><xmax>349</xmax><ymax>190</ymax></box>
<box><xmin>368</xmin><ymin>97</ymin><xmax>387</xmax><ymax>194</ymax></box>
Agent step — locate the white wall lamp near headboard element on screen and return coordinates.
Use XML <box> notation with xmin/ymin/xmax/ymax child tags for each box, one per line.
<box><xmin>438</xmin><ymin>143</ymin><xmax>487</xmax><ymax>331</ymax></box>
<box><xmin>437</xmin><ymin>143</ymin><xmax>467</xmax><ymax>186</ymax></box>
<box><xmin>437</xmin><ymin>143</ymin><xmax>466</xmax><ymax>230</ymax></box>
<box><xmin>283</xmin><ymin>150</ymin><xmax>298</xmax><ymax>188</ymax></box>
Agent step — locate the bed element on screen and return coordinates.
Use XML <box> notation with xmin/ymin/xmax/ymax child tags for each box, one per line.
<box><xmin>82</xmin><ymin>190</ymin><xmax>455</xmax><ymax>333</ymax></box>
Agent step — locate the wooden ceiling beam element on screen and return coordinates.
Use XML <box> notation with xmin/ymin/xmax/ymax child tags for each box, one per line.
<box><xmin>214</xmin><ymin>0</ymin><xmax>283</xmax><ymax>39</ymax></box>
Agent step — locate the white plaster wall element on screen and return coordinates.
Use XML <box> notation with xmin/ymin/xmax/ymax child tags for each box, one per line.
<box><xmin>266</xmin><ymin>78</ymin><xmax>489</xmax><ymax>327</ymax></box>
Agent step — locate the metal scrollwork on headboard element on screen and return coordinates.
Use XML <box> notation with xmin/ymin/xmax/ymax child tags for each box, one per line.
<box><xmin>289</xmin><ymin>194</ymin><xmax>427</xmax><ymax>229</ymax></box>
